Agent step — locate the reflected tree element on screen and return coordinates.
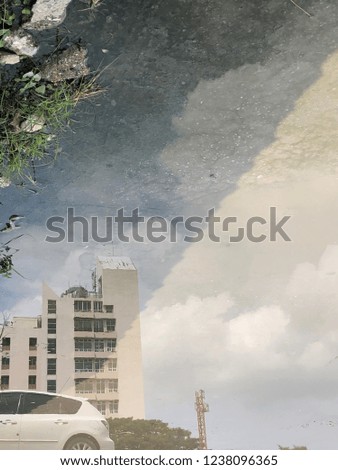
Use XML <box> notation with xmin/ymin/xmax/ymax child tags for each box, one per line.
<box><xmin>278</xmin><ymin>445</ymin><xmax>308</xmax><ymax>450</ymax></box>
<box><xmin>0</xmin><ymin>234</ymin><xmax>23</xmax><ymax>278</ymax></box>
<box><xmin>108</xmin><ymin>418</ymin><xmax>199</xmax><ymax>450</ymax></box>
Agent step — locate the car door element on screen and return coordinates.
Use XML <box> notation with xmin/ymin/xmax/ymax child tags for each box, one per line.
<box><xmin>0</xmin><ymin>392</ymin><xmax>22</xmax><ymax>450</ymax></box>
<box><xmin>19</xmin><ymin>393</ymin><xmax>68</xmax><ymax>450</ymax></box>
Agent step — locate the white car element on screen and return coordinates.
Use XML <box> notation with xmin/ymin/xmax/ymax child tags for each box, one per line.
<box><xmin>0</xmin><ymin>390</ymin><xmax>115</xmax><ymax>450</ymax></box>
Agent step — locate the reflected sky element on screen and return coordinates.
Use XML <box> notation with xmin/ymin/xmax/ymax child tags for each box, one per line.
<box><xmin>142</xmin><ymin>48</ymin><xmax>338</xmax><ymax>449</ymax></box>
<box><xmin>1</xmin><ymin>0</ymin><xmax>338</xmax><ymax>449</ymax></box>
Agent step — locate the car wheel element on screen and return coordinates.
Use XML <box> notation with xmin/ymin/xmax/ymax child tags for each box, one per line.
<box><xmin>64</xmin><ymin>436</ymin><xmax>99</xmax><ymax>450</ymax></box>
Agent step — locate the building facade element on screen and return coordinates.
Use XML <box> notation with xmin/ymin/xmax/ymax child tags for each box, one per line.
<box><xmin>0</xmin><ymin>256</ymin><xmax>145</xmax><ymax>419</ymax></box>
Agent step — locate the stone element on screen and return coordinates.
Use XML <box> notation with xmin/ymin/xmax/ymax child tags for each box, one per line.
<box><xmin>3</xmin><ymin>29</ymin><xmax>39</xmax><ymax>57</ymax></box>
<box><xmin>0</xmin><ymin>176</ymin><xmax>11</xmax><ymax>188</ymax></box>
<box><xmin>20</xmin><ymin>115</ymin><xmax>45</xmax><ymax>133</ymax></box>
<box><xmin>23</xmin><ymin>0</ymin><xmax>73</xmax><ymax>30</ymax></box>
<box><xmin>0</xmin><ymin>52</ymin><xmax>20</xmax><ymax>65</ymax></box>
<box><xmin>40</xmin><ymin>45</ymin><xmax>90</xmax><ymax>82</ymax></box>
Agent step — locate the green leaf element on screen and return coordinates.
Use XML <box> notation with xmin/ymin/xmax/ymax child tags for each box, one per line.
<box><xmin>25</xmin><ymin>82</ymin><xmax>37</xmax><ymax>90</ymax></box>
<box><xmin>19</xmin><ymin>81</ymin><xmax>35</xmax><ymax>94</ymax></box>
<box><xmin>22</xmin><ymin>8</ymin><xmax>31</xmax><ymax>15</ymax></box>
<box><xmin>0</xmin><ymin>29</ymin><xmax>10</xmax><ymax>37</ymax></box>
<box><xmin>23</xmin><ymin>71</ymin><xmax>34</xmax><ymax>79</ymax></box>
<box><xmin>35</xmin><ymin>84</ymin><xmax>46</xmax><ymax>95</ymax></box>
<box><xmin>4</xmin><ymin>14</ymin><xmax>15</xmax><ymax>25</ymax></box>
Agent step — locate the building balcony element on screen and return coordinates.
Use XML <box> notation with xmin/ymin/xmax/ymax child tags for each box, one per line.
<box><xmin>75</xmin><ymin>391</ymin><xmax>118</xmax><ymax>400</ymax></box>
<box><xmin>74</xmin><ymin>371</ymin><xmax>118</xmax><ymax>379</ymax></box>
<box><xmin>73</xmin><ymin>312</ymin><xmax>115</xmax><ymax>319</ymax></box>
<box><xmin>73</xmin><ymin>351</ymin><xmax>117</xmax><ymax>358</ymax></box>
<box><xmin>73</xmin><ymin>331</ymin><xmax>116</xmax><ymax>338</ymax></box>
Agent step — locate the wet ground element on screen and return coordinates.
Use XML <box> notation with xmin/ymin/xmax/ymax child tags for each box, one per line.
<box><xmin>3</xmin><ymin>0</ymin><xmax>337</xmax><ymax>295</ymax></box>
<box><xmin>1</xmin><ymin>0</ymin><xmax>338</xmax><ymax>449</ymax></box>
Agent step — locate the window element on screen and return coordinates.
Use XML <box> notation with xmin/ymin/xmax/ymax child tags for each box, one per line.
<box><xmin>29</xmin><ymin>337</ymin><xmax>37</xmax><ymax>351</ymax></box>
<box><xmin>107</xmin><ymin>379</ymin><xmax>118</xmax><ymax>393</ymax></box>
<box><xmin>1</xmin><ymin>356</ymin><xmax>10</xmax><ymax>370</ymax></box>
<box><xmin>106</xmin><ymin>319</ymin><xmax>116</xmax><ymax>332</ymax></box>
<box><xmin>75</xmin><ymin>358</ymin><xmax>93</xmax><ymax>372</ymax></box>
<box><xmin>47</xmin><ymin>358</ymin><xmax>56</xmax><ymax>375</ymax></box>
<box><xmin>75</xmin><ymin>379</ymin><xmax>116</xmax><ymax>394</ymax></box>
<box><xmin>94</xmin><ymin>339</ymin><xmax>105</xmax><ymax>352</ymax></box>
<box><xmin>74</xmin><ymin>358</ymin><xmax>106</xmax><ymax>373</ymax></box>
<box><xmin>47</xmin><ymin>380</ymin><xmax>56</xmax><ymax>393</ymax></box>
<box><xmin>1</xmin><ymin>375</ymin><xmax>9</xmax><ymax>390</ymax></box>
<box><xmin>47</xmin><ymin>299</ymin><xmax>56</xmax><ymax>314</ymax></box>
<box><xmin>94</xmin><ymin>320</ymin><xmax>104</xmax><ymax>332</ymax></box>
<box><xmin>93</xmin><ymin>301</ymin><xmax>103</xmax><ymax>312</ymax></box>
<box><xmin>105</xmin><ymin>305</ymin><xmax>114</xmax><ymax>313</ymax></box>
<box><xmin>94</xmin><ymin>401</ymin><xmax>106</xmax><ymax>415</ymax></box>
<box><xmin>74</xmin><ymin>338</ymin><xmax>116</xmax><ymax>352</ymax></box>
<box><xmin>2</xmin><ymin>337</ymin><xmax>10</xmax><ymax>351</ymax></box>
<box><xmin>75</xmin><ymin>338</ymin><xmax>92</xmax><ymax>351</ymax></box>
<box><xmin>0</xmin><ymin>392</ymin><xmax>21</xmax><ymax>414</ymax></box>
<box><xmin>96</xmin><ymin>379</ymin><xmax>105</xmax><ymax>394</ymax></box>
<box><xmin>94</xmin><ymin>359</ymin><xmax>105</xmax><ymax>372</ymax></box>
<box><xmin>75</xmin><ymin>379</ymin><xmax>93</xmax><ymax>394</ymax></box>
<box><xmin>47</xmin><ymin>338</ymin><xmax>56</xmax><ymax>354</ymax></box>
<box><xmin>28</xmin><ymin>376</ymin><xmax>36</xmax><ymax>390</ymax></box>
<box><xmin>74</xmin><ymin>301</ymin><xmax>91</xmax><ymax>312</ymax></box>
<box><xmin>74</xmin><ymin>318</ymin><xmax>92</xmax><ymax>332</ymax></box>
<box><xmin>107</xmin><ymin>359</ymin><xmax>117</xmax><ymax>372</ymax></box>
<box><xmin>29</xmin><ymin>356</ymin><xmax>37</xmax><ymax>370</ymax></box>
<box><xmin>47</xmin><ymin>319</ymin><xmax>56</xmax><ymax>334</ymax></box>
<box><xmin>108</xmin><ymin>400</ymin><xmax>119</xmax><ymax>414</ymax></box>
<box><xmin>73</xmin><ymin>319</ymin><xmax>116</xmax><ymax>333</ymax></box>
<box><xmin>105</xmin><ymin>338</ymin><xmax>116</xmax><ymax>352</ymax></box>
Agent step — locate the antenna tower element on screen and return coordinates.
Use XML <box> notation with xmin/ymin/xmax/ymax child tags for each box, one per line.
<box><xmin>195</xmin><ymin>389</ymin><xmax>209</xmax><ymax>450</ymax></box>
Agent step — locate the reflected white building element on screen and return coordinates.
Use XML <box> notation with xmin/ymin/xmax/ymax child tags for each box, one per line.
<box><xmin>0</xmin><ymin>256</ymin><xmax>145</xmax><ymax>418</ymax></box>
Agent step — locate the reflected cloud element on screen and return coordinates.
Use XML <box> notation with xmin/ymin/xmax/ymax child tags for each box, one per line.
<box><xmin>142</xmin><ymin>50</ymin><xmax>338</xmax><ymax>415</ymax></box>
